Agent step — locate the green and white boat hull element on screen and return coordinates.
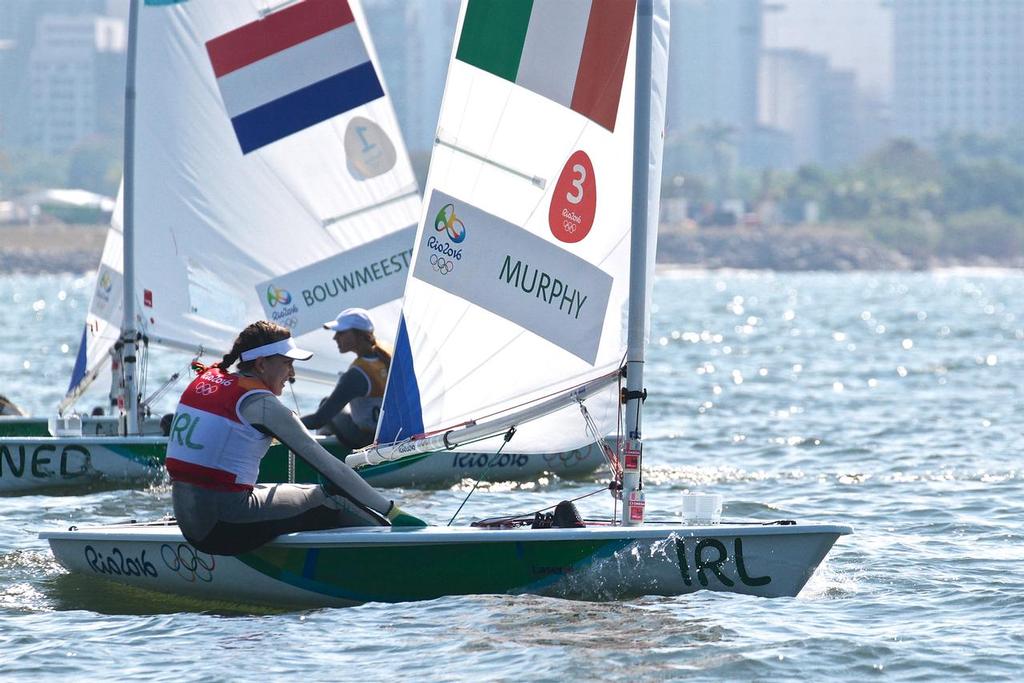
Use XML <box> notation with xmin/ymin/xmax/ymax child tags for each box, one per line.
<box><xmin>41</xmin><ymin>520</ymin><xmax>850</xmax><ymax>606</ymax></box>
<box><xmin>0</xmin><ymin>434</ymin><xmax>605</xmax><ymax>494</ymax></box>
<box><xmin>0</xmin><ymin>436</ymin><xmax>167</xmax><ymax>493</ymax></box>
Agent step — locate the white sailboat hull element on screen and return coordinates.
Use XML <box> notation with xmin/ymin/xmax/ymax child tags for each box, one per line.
<box><xmin>0</xmin><ymin>436</ymin><xmax>166</xmax><ymax>493</ymax></box>
<box><xmin>0</xmin><ymin>435</ymin><xmax>605</xmax><ymax>494</ymax></box>
<box><xmin>42</xmin><ymin>520</ymin><xmax>851</xmax><ymax>606</ymax></box>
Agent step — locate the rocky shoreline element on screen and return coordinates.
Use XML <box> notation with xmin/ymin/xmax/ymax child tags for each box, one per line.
<box><xmin>656</xmin><ymin>225</ymin><xmax>1022</xmax><ymax>270</ymax></box>
<box><xmin>0</xmin><ymin>224</ymin><xmax>107</xmax><ymax>274</ymax></box>
<box><xmin>1</xmin><ymin>223</ymin><xmax>1019</xmax><ymax>274</ymax></box>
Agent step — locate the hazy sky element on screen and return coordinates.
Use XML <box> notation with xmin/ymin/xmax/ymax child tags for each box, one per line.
<box><xmin>763</xmin><ymin>0</ymin><xmax>893</xmax><ymax>98</ymax></box>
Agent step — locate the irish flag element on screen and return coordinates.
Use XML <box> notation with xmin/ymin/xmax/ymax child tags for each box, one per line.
<box><xmin>206</xmin><ymin>0</ymin><xmax>384</xmax><ymax>154</ymax></box>
<box><xmin>455</xmin><ymin>0</ymin><xmax>635</xmax><ymax>132</ymax></box>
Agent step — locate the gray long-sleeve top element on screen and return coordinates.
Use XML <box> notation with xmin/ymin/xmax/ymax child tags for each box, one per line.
<box><xmin>238</xmin><ymin>391</ymin><xmax>391</xmax><ymax>516</ymax></box>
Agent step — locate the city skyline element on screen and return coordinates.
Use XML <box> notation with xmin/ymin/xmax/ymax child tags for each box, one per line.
<box><xmin>1</xmin><ymin>0</ymin><xmax>1020</xmax><ymax>197</ymax></box>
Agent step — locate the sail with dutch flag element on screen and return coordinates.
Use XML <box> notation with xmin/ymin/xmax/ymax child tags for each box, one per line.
<box><xmin>64</xmin><ymin>0</ymin><xmax>420</xmax><ymax>410</ymax></box>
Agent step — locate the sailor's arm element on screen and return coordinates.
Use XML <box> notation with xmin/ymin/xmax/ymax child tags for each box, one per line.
<box><xmin>300</xmin><ymin>368</ymin><xmax>369</xmax><ymax>430</ymax></box>
<box><xmin>241</xmin><ymin>392</ymin><xmax>393</xmax><ymax>516</ymax></box>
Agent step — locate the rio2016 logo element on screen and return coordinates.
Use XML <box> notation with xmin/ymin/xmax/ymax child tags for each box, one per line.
<box><xmin>434</xmin><ymin>204</ymin><xmax>466</xmax><ymax>243</ymax></box>
<box><xmin>265</xmin><ymin>285</ymin><xmax>292</xmax><ymax>307</ymax></box>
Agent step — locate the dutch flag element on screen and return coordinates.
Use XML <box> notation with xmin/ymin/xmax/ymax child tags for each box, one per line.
<box><xmin>205</xmin><ymin>0</ymin><xmax>384</xmax><ymax>154</ymax></box>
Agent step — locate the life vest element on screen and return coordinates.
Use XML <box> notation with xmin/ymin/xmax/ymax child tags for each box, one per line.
<box><xmin>348</xmin><ymin>347</ymin><xmax>390</xmax><ymax>431</ymax></box>
<box><xmin>165</xmin><ymin>367</ymin><xmax>272</xmax><ymax>491</ymax></box>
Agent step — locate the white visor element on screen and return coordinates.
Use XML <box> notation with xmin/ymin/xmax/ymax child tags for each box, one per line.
<box><xmin>239</xmin><ymin>338</ymin><xmax>313</xmax><ymax>362</ymax></box>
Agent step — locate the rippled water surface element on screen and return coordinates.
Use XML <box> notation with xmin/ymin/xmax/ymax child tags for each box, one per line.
<box><xmin>1</xmin><ymin>269</ymin><xmax>1022</xmax><ymax>680</ymax></box>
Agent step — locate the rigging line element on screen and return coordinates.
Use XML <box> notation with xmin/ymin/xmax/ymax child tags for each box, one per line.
<box><xmin>286</xmin><ymin>378</ymin><xmax>301</xmax><ymax>414</ymax></box>
<box><xmin>435</xmin><ymin>136</ymin><xmax>546</xmax><ymax>189</ymax></box>
<box><xmin>447</xmin><ymin>426</ymin><xmax>516</xmax><ymax>527</ymax></box>
<box><xmin>141</xmin><ymin>358</ymin><xmax>190</xmax><ymax>409</ymax></box>
<box><xmin>138</xmin><ymin>333</ymin><xmax>149</xmax><ymax>416</ymax></box>
<box><xmin>578</xmin><ymin>398</ymin><xmax>620</xmax><ymax>481</ymax></box>
<box><xmin>321</xmin><ymin>186</ymin><xmax>420</xmax><ymax>228</ymax></box>
<box><xmin>284</xmin><ymin>380</ymin><xmax>303</xmax><ymax>484</ymax></box>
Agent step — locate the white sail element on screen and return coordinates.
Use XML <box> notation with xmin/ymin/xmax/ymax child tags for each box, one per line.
<box><xmin>64</xmin><ymin>189</ymin><xmax>124</xmax><ymax>411</ymax></box>
<box><xmin>375</xmin><ymin>0</ymin><xmax>669</xmax><ymax>455</ymax></box>
<box><xmin>66</xmin><ymin>0</ymin><xmax>420</xmax><ymax>404</ymax></box>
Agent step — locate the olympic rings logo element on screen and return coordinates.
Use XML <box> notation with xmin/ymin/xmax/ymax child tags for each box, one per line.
<box><xmin>543</xmin><ymin>448</ymin><xmax>587</xmax><ymax>465</ymax></box>
<box><xmin>194</xmin><ymin>381</ymin><xmax>218</xmax><ymax>396</ymax></box>
<box><xmin>434</xmin><ymin>203</ymin><xmax>467</xmax><ymax>243</ymax></box>
<box><xmin>430</xmin><ymin>254</ymin><xmax>454</xmax><ymax>275</ymax></box>
<box><xmin>161</xmin><ymin>543</ymin><xmax>216</xmax><ymax>583</ymax></box>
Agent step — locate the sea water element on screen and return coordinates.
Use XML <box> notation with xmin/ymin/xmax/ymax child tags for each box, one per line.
<box><xmin>1</xmin><ymin>269</ymin><xmax>1022</xmax><ymax>681</ymax></box>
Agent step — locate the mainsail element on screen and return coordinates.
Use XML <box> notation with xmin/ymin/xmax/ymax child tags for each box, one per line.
<box><xmin>372</xmin><ymin>0</ymin><xmax>669</xmax><ymax>456</ymax></box>
<box><xmin>66</xmin><ymin>0</ymin><xmax>420</xmax><ymax>409</ymax></box>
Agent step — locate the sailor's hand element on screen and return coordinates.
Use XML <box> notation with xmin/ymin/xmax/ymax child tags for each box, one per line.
<box><xmin>387</xmin><ymin>503</ymin><xmax>427</xmax><ymax>527</ymax></box>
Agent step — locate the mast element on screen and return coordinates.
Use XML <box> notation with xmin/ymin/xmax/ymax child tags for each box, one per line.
<box><xmin>120</xmin><ymin>0</ymin><xmax>140</xmax><ymax>435</ymax></box>
<box><xmin>621</xmin><ymin>0</ymin><xmax>654</xmax><ymax>526</ymax></box>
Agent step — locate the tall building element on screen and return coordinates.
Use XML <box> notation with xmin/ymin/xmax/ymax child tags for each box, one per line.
<box><xmin>893</xmin><ymin>0</ymin><xmax>1024</xmax><ymax>141</ymax></box>
<box><xmin>0</xmin><ymin>38</ymin><xmax>14</xmax><ymax>147</ymax></box>
<box><xmin>26</xmin><ymin>13</ymin><xmax>125</xmax><ymax>156</ymax></box>
<box><xmin>759</xmin><ymin>49</ymin><xmax>828</xmax><ymax>166</ymax></box>
<box><xmin>758</xmin><ymin>48</ymin><xmax>884</xmax><ymax>169</ymax></box>
<box><xmin>0</xmin><ymin>0</ymin><xmax>111</xmax><ymax>150</ymax></box>
<box><xmin>666</xmin><ymin>0</ymin><xmax>762</xmax><ymax>137</ymax></box>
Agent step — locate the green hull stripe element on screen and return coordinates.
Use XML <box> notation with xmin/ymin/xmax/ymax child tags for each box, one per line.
<box><xmin>106</xmin><ymin>444</ymin><xmax>166</xmax><ymax>467</ymax></box>
<box><xmin>238</xmin><ymin>536</ymin><xmax>630</xmax><ymax>603</ymax></box>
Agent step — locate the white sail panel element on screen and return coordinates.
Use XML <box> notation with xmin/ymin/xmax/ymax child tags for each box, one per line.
<box><xmin>121</xmin><ymin>0</ymin><xmax>418</xmax><ymax>383</ymax></box>
<box><xmin>378</xmin><ymin>0</ymin><xmax>643</xmax><ymax>453</ymax></box>
<box><xmin>64</xmin><ymin>192</ymin><xmax>124</xmax><ymax>407</ymax></box>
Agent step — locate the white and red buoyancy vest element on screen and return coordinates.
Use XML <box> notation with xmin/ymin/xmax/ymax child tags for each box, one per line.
<box><xmin>165</xmin><ymin>367</ymin><xmax>273</xmax><ymax>491</ymax></box>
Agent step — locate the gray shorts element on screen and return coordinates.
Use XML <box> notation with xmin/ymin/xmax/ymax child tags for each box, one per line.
<box><xmin>171</xmin><ymin>481</ymin><xmax>384</xmax><ymax>555</ymax></box>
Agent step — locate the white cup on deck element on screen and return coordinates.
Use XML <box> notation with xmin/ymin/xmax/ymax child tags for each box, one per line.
<box><xmin>681</xmin><ymin>493</ymin><xmax>723</xmax><ymax>524</ymax></box>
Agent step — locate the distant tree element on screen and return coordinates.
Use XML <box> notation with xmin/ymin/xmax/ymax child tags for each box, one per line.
<box><xmin>849</xmin><ymin>140</ymin><xmax>944</xmax><ymax>219</ymax></box>
<box><xmin>780</xmin><ymin>165</ymin><xmax>830</xmax><ymax>223</ymax></box>
<box><xmin>826</xmin><ymin>175</ymin><xmax>872</xmax><ymax>220</ymax></box>
<box><xmin>940</xmin><ymin>208</ymin><xmax>1024</xmax><ymax>259</ymax></box>
<box><xmin>866</xmin><ymin>215</ymin><xmax>943</xmax><ymax>260</ymax></box>
<box><xmin>861</xmin><ymin>138</ymin><xmax>944</xmax><ymax>185</ymax></box>
<box><xmin>67</xmin><ymin>136</ymin><xmax>122</xmax><ymax>197</ymax></box>
<box><xmin>0</xmin><ymin>147</ymin><xmax>68</xmax><ymax>196</ymax></box>
<box><xmin>692</xmin><ymin>122</ymin><xmax>738</xmax><ymax>200</ymax></box>
<box><xmin>942</xmin><ymin>159</ymin><xmax>1024</xmax><ymax>217</ymax></box>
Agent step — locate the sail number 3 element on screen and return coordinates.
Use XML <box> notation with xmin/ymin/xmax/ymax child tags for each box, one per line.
<box><xmin>549</xmin><ymin>150</ymin><xmax>596</xmax><ymax>244</ymax></box>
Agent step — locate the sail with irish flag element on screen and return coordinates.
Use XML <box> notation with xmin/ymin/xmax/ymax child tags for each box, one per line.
<box><xmin>366</xmin><ymin>0</ymin><xmax>652</xmax><ymax>458</ymax></box>
<box><xmin>455</xmin><ymin>0</ymin><xmax>634</xmax><ymax>131</ymax></box>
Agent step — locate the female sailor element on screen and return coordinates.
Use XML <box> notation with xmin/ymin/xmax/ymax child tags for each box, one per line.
<box><xmin>165</xmin><ymin>320</ymin><xmax>424</xmax><ymax>555</ymax></box>
<box><xmin>301</xmin><ymin>307</ymin><xmax>390</xmax><ymax>448</ymax></box>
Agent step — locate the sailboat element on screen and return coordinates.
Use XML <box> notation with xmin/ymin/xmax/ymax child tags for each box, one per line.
<box><xmin>0</xmin><ymin>0</ymin><xmax>605</xmax><ymax>494</ymax></box>
<box><xmin>43</xmin><ymin>0</ymin><xmax>850</xmax><ymax>605</ymax></box>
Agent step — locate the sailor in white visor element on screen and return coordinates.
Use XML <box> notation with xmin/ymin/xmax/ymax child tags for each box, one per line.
<box><xmin>165</xmin><ymin>320</ymin><xmax>425</xmax><ymax>556</ymax></box>
<box><xmin>302</xmin><ymin>307</ymin><xmax>392</xmax><ymax>448</ymax></box>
